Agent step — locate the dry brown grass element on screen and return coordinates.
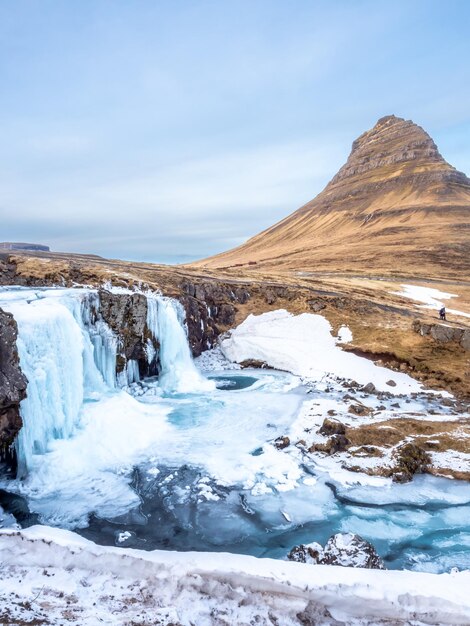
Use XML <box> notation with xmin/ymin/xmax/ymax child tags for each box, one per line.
<box><xmin>347</xmin><ymin>418</ymin><xmax>470</xmax><ymax>453</ymax></box>
<box><xmin>2</xmin><ymin>250</ymin><xmax>469</xmax><ymax>397</ymax></box>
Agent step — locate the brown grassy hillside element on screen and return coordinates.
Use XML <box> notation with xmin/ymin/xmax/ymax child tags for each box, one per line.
<box><xmin>194</xmin><ymin>115</ymin><xmax>470</xmax><ymax>279</ymax></box>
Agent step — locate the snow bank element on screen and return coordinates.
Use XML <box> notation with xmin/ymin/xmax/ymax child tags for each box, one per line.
<box><xmin>0</xmin><ymin>527</ymin><xmax>469</xmax><ymax>625</ymax></box>
<box><xmin>220</xmin><ymin>310</ymin><xmax>421</xmax><ymax>393</ymax></box>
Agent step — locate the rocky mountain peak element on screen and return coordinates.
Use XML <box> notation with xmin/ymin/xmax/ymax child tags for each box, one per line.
<box><xmin>329</xmin><ymin>115</ymin><xmax>447</xmax><ymax>187</ymax></box>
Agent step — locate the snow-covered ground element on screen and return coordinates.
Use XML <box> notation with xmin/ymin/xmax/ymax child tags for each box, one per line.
<box><xmin>1</xmin><ymin>293</ymin><xmax>469</xmax><ymax>623</ymax></box>
<box><xmin>394</xmin><ymin>283</ymin><xmax>470</xmax><ymax>319</ymax></box>
<box><xmin>1</xmin><ymin>526</ymin><xmax>469</xmax><ymax>626</ymax></box>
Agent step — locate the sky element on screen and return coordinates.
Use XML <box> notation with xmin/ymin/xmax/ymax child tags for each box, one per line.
<box><xmin>0</xmin><ymin>0</ymin><xmax>469</xmax><ymax>264</ymax></box>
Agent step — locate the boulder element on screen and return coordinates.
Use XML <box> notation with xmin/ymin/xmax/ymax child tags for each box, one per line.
<box><xmin>319</xmin><ymin>417</ymin><xmax>346</xmax><ymax>436</ymax></box>
<box><xmin>430</xmin><ymin>325</ymin><xmax>458</xmax><ymax>343</ymax></box>
<box><xmin>239</xmin><ymin>359</ymin><xmax>269</xmax><ymax>369</ymax></box>
<box><xmin>362</xmin><ymin>382</ymin><xmax>376</xmax><ymax>394</ymax></box>
<box><xmin>287</xmin><ymin>533</ymin><xmax>385</xmax><ymax>570</ymax></box>
<box><xmin>348</xmin><ymin>403</ymin><xmax>372</xmax><ymax>416</ymax></box>
<box><xmin>321</xmin><ymin>533</ymin><xmax>385</xmax><ymax>569</ymax></box>
<box><xmin>386</xmin><ymin>379</ymin><xmax>397</xmax><ymax>387</ymax></box>
<box><xmin>390</xmin><ymin>443</ymin><xmax>431</xmax><ymax>483</ymax></box>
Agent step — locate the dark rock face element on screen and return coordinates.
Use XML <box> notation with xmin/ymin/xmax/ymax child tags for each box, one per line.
<box><xmin>287</xmin><ymin>533</ymin><xmax>385</xmax><ymax>570</ymax></box>
<box><xmin>179</xmin><ymin>281</ymin><xmax>251</xmax><ymax>356</ymax></box>
<box><xmin>98</xmin><ymin>290</ymin><xmax>159</xmax><ymax>378</ymax></box>
<box><xmin>0</xmin><ymin>309</ymin><xmax>28</xmax><ymax>454</ymax></box>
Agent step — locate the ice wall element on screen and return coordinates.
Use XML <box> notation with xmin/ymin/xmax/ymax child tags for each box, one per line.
<box><xmin>0</xmin><ymin>290</ymin><xmax>115</xmax><ymax>475</ymax></box>
<box><xmin>0</xmin><ymin>287</ymin><xmax>211</xmax><ymax>475</ymax></box>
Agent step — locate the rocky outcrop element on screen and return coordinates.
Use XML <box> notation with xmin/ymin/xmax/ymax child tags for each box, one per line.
<box><xmin>311</xmin><ymin>434</ymin><xmax>350</xmax><ymax>455</ymax></box>
<box><xmin>389</xmin><ymin>443</ymin><xmax>431</xmax><ymax>483</ymax></box>
<box><xmin>287</xmin><ymin>533</ymin><xmax>385</xmax><ymax>569</ymax></box>
<box><xmin>0</xmin><ymin>309</ymin><xmax>27</xmax><ymax>457</ymax></box>
<box><xmin>179</xmin><ymin>281</ymin><xmax>250</xmax><ymax>356</ymax></box>
<box><xmin>319</xmin><ymin>418</ymin><xmax>346</xmax><ymax>437</ymax></box>
<box><xmin>98</xmin><ymin>290</ymin><xmax>159</xmax><ymax>378</ymax></box>
<box><xmin>413</xmin><ymin>320</ymin><xmax>470</xmax><ymax>351</ymax></box>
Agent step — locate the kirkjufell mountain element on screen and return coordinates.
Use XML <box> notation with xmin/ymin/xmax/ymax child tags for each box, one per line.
<box><xmin>196</xmin><ymin>115</ymin><xmax>470</xmax><ymax>277</ymax></box>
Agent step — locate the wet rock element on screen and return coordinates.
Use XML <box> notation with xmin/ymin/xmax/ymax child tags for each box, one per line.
<box><xmin>0</xmin><ymin>308</ymin><xmax>28</xmax><ymax>454</ymax></box>
<box><xmin>319</xmin><ymin>418</ymin><xmax>346</xmax><ymax>437</ymax></box>
<box><xmin>179</xmin><ymin>281</ymin><xmax>251</xmax><ymax>355</ymax></box>
<box><xmin>216</xmin><ymin>303</ymin><xmax>236</xmax><ymax>326</ymax></box>
<box><xmin>274</xmin><ymin>436</ymin><xmax>290</xmax><ymax>450</ymax></box>
<box><xmin>287</xmin><ymin>533</ymin><xmax>385</xmax><ymax>570</ymax></box>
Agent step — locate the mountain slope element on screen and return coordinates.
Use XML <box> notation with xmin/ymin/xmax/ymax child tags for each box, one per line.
<box><xmin>195</xmin><ymin>115</ymin><xmax>470</xmax><ymax>278</ymax></box>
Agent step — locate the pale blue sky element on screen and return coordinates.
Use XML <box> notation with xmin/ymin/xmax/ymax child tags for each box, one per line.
<box><xmin>1</xmin><ymin>0</ymin><xmax>469</xmax><ymax>262</ymax></box>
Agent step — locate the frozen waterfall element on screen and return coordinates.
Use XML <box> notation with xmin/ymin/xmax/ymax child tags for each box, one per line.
<box><xmin>0</xmin><ymin>287</ymin><xmax>212</xmax><ymax>475</ymax></box>
<box><xmin>146</xmin><ymin>294</ymin><xmax>215</xmax><ymax>393</ymax></box>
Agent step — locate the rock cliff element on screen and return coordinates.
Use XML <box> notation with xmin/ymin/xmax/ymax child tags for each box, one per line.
<box><xmin>0</xmin><ymin>309</ymin><xmax>27</xmax><ymax>459</ymax></box>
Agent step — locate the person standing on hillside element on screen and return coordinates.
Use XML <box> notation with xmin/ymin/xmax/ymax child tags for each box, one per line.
<box><xmin>439</xmin><ymin>306</ymin><xmax>446</xmax><ymax>321</ymax></box>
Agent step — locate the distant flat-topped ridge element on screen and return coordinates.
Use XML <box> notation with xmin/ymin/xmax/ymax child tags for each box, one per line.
<box><xmin>194</xmin><ymin>115</ymin><xmax>470</xmax><ymax>279</ymax></box>
<box><xmin>0</xmin><ymin>242</ymin><xmax>50</xmax><ymax>252</ymax></box>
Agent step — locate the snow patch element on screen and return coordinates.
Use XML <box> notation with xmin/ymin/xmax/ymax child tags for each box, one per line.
<box><xmin>394</xmin><ymin>284</ymin><xmax>470</xmax><ymax>319</ymax></box>
<box><xmin>220</xmin><ymin>310</ymin><xmax>421</xmax><ymax>393</ymax></box>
